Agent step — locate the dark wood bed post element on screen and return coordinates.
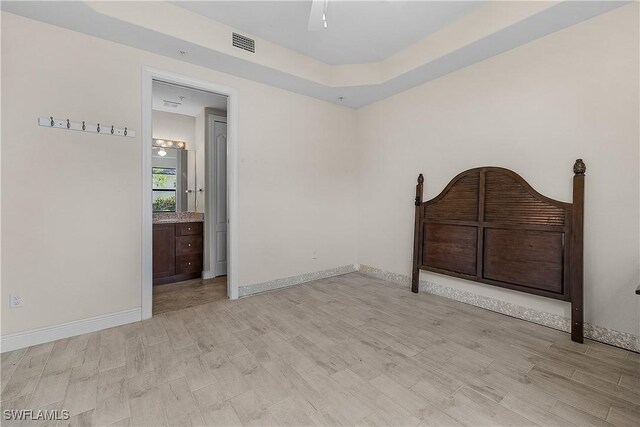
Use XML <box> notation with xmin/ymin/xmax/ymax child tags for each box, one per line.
<box><xmin>571</xmin><ymin>159</ymin><xmax>585</xmax><ymax>343</ymax></box>
<box><xmin>412</xmin><ymin>174</ymin><xmax>424</xmax><ymax>293</ymax></box>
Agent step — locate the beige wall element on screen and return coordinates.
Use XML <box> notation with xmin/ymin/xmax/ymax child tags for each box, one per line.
<box><xmin>1</xmin><ymin>12</ymin><xmax>358</xmax><ymax>335</ymax></box>
<box><xmin>356</xmin><ymin>4</ymin><xmax>639</xmax><ymax>336</ymax></box>
<box><xmin>152</xmin><ymin>110</ymin><xmax>196</xmax><ymax>147</ymax></box>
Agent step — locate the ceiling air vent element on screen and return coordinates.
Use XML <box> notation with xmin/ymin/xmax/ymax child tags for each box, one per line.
<box><xmin>162</xmin><ymin>100</ymin><xmax>181</xmax><ymax>108</ymax></box>
<box><xmin>232</xmin><ymin>32</ymin><xmax>255</xmax><ymax>53</ymax></box>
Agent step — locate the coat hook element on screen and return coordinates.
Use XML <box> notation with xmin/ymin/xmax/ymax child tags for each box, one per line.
<box><xmin>111</xmin><ymin>125</ymin><xmax>115</xmax><ymax>135</ymax></box>
<box><xmin>97</xmin><ymin>123</ymin><xmax>101</xmax><ymax>133</ymax></box>
<box><xmin>66</xmin><ymin>119</ymin><xmax>71</xmax><ymax>129</ymax></box>
<box><xmin>124</xmin><ymin>127</ymin><xmax>127</xmax><ymax>136</ymax></box>
<box><xmin>50</xmin><ymin>117</ymin><xmax>54</xmax><ymax>127</ymax></box>
<box><xmin>82</xmin><ymin>121</ymin><xmax>86</xmax><ymax>131</ymax></box>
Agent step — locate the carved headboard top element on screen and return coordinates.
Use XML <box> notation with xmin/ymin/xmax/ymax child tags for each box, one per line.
<box><xmin>422</xmin><ymin>167</ymin><xmax>572</xmax><ymax>227</ymax></box>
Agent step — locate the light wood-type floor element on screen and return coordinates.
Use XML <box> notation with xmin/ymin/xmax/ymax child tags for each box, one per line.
<box><xmin>153</xmin><ymin>277</ymin><xmax>227</xmax><ymax>315</ymax></box>
<box><xmin>1</xmin><ymin>273</ymin><xmax>639</xmax><ymax>426</ymax></box>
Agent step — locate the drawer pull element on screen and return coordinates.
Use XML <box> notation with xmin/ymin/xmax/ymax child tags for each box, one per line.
<box><xmin>188</xmin><ymin>244</ymin><xmax>191</xmax><ymax>247</ymax></box>
<box><xmin>188</xmin><ymin>228</ymin><xmax>191</xmax><ymax>231</ymax></box>
<box><xmin>188</xmin><ymin>262</ymin><xmax>192</xmax><ymax>265</ymax></box>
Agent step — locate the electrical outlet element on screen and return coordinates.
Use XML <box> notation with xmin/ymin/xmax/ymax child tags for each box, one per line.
<box><xmin>9</xmin><ymin>294</ymin><xmax>22</xmax><ymax>308</ymax></box>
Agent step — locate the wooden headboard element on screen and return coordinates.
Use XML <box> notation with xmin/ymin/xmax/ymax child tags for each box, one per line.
<box><xmin>411</xmin><ymin>160</ymin><xmax>585</xmax><ymax>342</ymax></box>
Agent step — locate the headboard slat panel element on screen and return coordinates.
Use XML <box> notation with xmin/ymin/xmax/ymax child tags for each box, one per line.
<box><xmin>422</xmin><ymin>224</ymin><xmax>477</xmax><ymax>275</ymax></box>
<box><xmin>483</xmin><ymin>228</ymin><xmax>564</xmax><ymax>293</ymax></box>
<box><xmin>484</xmin><ymin>171</ymin><xmax>566</xmax><ymax>226</ymax></box>
<box><xmin>425</xmin><ymin>172</ymin><xmax>479</xmax><ymax>222</ymax></box>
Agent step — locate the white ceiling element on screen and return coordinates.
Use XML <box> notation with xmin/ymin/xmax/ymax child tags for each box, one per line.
<box><xmin>175</xmin><ymin>1</ymin><xmax>483</xmax><ymax>65</ymax></box>
<box><xmin>152</xmin><ymin>81</ymin><xmax>228</xmax><ymax>116</ymax></box>
<box><xmin>1</xmin><ymin>1</ymin><xmax>628</xmax><ymax>108</ymax></box>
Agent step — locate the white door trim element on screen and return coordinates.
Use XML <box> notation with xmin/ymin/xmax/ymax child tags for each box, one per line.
<box><xmin>141</xmin><ymin>67</ymin><xmax>240</xmax><ymax>320</ymax></box>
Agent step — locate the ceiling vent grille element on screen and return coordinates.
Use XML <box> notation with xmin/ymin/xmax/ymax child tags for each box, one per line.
<box><xmin>162</xmin><ymin>100</ymin><xmax>181</xmax><ymax>108</ymax></box>
<box><xmin>232</xmin><ymin>32</ymin><xmax>255</xmax><ymax>53</ymax></box>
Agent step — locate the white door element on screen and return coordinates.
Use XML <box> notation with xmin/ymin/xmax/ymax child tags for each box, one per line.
<box><xmin>212</xmin><ymin>119</ymin><xmax>228</xmax><ymax>276</ymax></box>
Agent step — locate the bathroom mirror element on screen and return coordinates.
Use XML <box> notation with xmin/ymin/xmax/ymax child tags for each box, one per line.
<box><xmin>152</xmin><ymin>147</ymin><xmax>197</xmax><ymax>212</ymax></box>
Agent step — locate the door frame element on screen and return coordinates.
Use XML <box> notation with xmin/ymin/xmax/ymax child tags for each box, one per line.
<box><xmin>141</xmin><ymin>67</ymin><xmax>240</xmax><ymax>319</ymax></box>
<box><xmin>206</xmin><ymin>113</ymin><xmax>228</xmax><ymax>279</ymax></box>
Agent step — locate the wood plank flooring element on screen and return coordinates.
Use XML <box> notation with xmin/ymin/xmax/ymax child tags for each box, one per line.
<box><xmin>2</xmin><ymin>273</ymin><xmax>638</xmax><ymax>426</ymax></box>
<box><xmin>153</xmin><ymin>277</ymin><xmax>227</xmax><ymax>315</ymax></box>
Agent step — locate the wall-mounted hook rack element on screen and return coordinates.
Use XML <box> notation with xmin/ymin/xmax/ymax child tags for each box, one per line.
<box><xmin>38</xmin><ymin>117</ymin><xmax>136</xmax><ymax>138</ymax></box>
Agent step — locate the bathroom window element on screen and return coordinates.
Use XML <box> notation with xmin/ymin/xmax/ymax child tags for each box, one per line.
<box><xmin>152</xmin><ymin>167</ymin><xmax>177</xmax><ymax>212</ymax></box>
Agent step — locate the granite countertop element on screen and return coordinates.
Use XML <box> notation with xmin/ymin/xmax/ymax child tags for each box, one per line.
<box><xmin>153</xmin><ymin>212</ymin><xmax>204</xmax><ymax>224</ymax></box>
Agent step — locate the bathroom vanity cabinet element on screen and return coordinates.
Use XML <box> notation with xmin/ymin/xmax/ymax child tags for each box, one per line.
<box><xmin>153</xmin><ymin>221</ymin><xmax>203</xmax><ymax>285</ymax></box>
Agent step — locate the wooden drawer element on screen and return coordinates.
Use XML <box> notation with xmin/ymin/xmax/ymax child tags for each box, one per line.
<box><xmin>176</xmin><ymin>235</ymin><xmax>203</xmax><ymax>256</ymax></box>
<box><xmin>176</xmin><ymin>254</ymin><xmax>202</xmax><ymax>275</ymax></box>
<box><xmin>176</xmin><ymin>222</ymin><xmax>203</xmax><ymax>236</ymax></box>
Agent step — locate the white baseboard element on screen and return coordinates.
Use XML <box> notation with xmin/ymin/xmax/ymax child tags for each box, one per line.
<box><xmin>238</xmin><ymin>264</ymin><xmax>358</xmax><ymax>297</ymax></box>
<box><xmin>202</xmin><ymin>270</ymin><xmax>214</xmax><ymax>280</ymax></box>
<box><xmin>1</xmin><ymin>308</ymin><xmax>141</xmax><ymax>353</ymax></box>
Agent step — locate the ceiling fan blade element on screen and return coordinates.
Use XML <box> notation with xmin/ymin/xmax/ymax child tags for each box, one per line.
<box><xmin>307</xmin><ymin>0</ymin><xmax>327</xmax><ymax>31</ymax></box>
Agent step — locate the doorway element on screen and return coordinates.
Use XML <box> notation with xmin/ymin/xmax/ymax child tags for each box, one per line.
<box><xmin>141</xmin><ymin>68</ymin><xmax>239</xmax><ymax>319</ymax></box>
